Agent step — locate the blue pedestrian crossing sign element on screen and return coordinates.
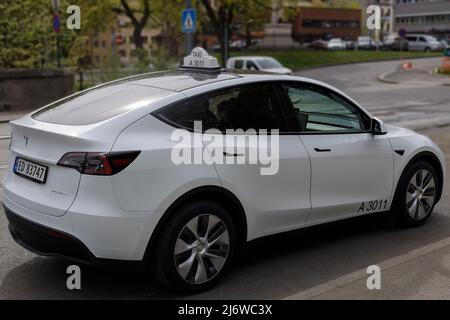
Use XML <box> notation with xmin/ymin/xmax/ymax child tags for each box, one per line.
<box><xmin>182</xmin><ymin>9</ymin><xmax>196</xmax><ymax>33</ymax></box>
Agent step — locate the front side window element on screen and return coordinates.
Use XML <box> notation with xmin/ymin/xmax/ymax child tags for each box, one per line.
<box><xmin>246</xmin><ymin>60</ymin><xmax>259</xmax><ymax>70</ymax></box>
<box><xmin>155</xmin><ymin>83</ymin><xmax>287</xmax><ymax>132</ymax></box>
<box><xmin>281</xmin><ymin>83</ymin><xmax>370</xmax><ymax>133</ymax></box>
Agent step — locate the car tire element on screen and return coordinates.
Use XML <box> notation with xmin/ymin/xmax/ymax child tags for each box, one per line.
<box><xmin>392</xmin><ymin>161</ymin><xmax>439</xmax><ymax>227</ymax></box>
<box><xmin>153</xmin><ymin>200</ymin><xmax>237</xmax><ymax>293</ymax></box>
<box><xmin>424</xmin><ymin>47</ymin><xmax>431</xmax><ymax>52</ymax></box>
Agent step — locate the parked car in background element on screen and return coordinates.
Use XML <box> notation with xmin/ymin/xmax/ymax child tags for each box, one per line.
<box><xmin>327</xmin><ymin>38</ymin><xmax>345</xmax><ymax>50</ymax></box>
<box><xmin>406</xmin><ymin>34</ymin><xmax>445</xmax><ymax>52</ymax></box>
<box><xmin>226</xmin><ymin>56</ymin><xmax>292</xmax><ymax>75</ymax></box>
<box><xmin>389</xmin><ymin>37</ymin><xmax>409</xmax><ymax>51</ymax></box>
<box><xmin>342</xmin><ymin>38</ymin><xmax>355</xmax><ymax>50</ymax></box>
<box><xmin>440</xmin><ymin>40</ymin><xmax>450</xmax><ymax>49</ymax></box>
<box><xmin>310</xmin><ymin>39</ymin><xmax>328</xmax><ymax>50</ymax></box>
<box><xmin>230</xmin><ymin>40</ymin><xmax>246</xmax><ymax>51</ymax></box>
<box><xmin>383</xmin><ymin>35</ymin><xmax>397</xmax><ymax>48</ymax></box>
<box><xmin>356</xmin><ymin>36</ymin><xmax>374</xmax><ymax>50</ymax></box>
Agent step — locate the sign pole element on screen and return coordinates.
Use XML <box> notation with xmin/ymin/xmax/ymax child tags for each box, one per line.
<box><xmin>186</xmin><ymin>0</ymin><xmax>193</xmax><ymax>54</ymax></box>
<box><xmin>52</xmin><ymin>0</ymin><xmax>62</xmax><ymax>68</ymax></box>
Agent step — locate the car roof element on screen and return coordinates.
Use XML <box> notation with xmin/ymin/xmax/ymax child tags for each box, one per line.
<box><xmin>115</xmin><ymin>70</ymin><xmax>241</xmax><ymax>92</ymax></box>
<box><xmin>229</xmin><ymin>56</ymin><xmax>275</xmax><ymax>61</ymax></box>
<box><xmin>112</xmin><ymin>69</ymin><xmax>292</xmax><ymax>92</ymax></box>
<box><xmin>59</xmin><ymin>69</ymin><xmax>372</xmax><ymax>121</ymax></box>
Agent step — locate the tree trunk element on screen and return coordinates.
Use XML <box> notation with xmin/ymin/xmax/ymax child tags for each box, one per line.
<box><xmin>245</xmin><ymin>24</ymin><xmax>252</xmax><ymax>48</ymax></box>
<box><xmin>133</xmin><ymin>27</ymin><xmax>144</xmax><ymax>50</ymax></box>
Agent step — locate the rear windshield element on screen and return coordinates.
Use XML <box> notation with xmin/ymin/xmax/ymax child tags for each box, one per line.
<box><xmin>32</xmin><ymin>83</ymin><xmax>171</xmax><ymax>125</ymax></box>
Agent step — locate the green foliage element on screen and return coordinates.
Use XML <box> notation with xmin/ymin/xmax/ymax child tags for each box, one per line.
<box><xmin>0</xmin><ymin>0</ymin><xmax>50</xmax><ymax>68</ymax></box>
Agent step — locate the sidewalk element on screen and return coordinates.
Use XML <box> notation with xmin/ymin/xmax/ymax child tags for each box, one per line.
<box><xmin>285</xmin><ymin>236</ymin><xmax>450</xmax><ymax>300</ymax></box>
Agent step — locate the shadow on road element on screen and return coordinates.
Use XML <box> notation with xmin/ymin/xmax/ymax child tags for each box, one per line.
<box><xmin>2</xmin><ymin>211</ymin><xmax>450</xmax><ymax>300</ymax></box>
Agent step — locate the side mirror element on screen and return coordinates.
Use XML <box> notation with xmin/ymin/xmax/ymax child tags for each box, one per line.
<box><xmin>371</xmin><ymin>117</ymin><xmax>387</xmax><ymax>135</ymax></box>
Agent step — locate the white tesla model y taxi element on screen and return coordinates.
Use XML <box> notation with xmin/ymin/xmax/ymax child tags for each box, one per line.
<box><xmin>3</xmin><ymin>48</ymin><xmax>445</xmax><ymax>292</ymax></box>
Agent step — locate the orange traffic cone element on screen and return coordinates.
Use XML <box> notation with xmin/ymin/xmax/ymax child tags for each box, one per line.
<box><xmin>402</xmin><ymin>62</ymin><xmax>412</xmax><ymax>70</ymax></box>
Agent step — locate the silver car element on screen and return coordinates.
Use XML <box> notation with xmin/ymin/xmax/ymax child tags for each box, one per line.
<box><xmin>406</xmin><ymin>34</ymin><xmax>445</xmax><ymax>52</ymax></box>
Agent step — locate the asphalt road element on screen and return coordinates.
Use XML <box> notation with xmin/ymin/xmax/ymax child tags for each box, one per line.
<box><xmin>1</xmin><ymin>59</ymin><xmax>450</xmax><ymax>299</ymax></box>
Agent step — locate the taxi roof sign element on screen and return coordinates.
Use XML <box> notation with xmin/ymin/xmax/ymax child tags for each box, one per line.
<box><xmin>181</xmin><ymin>47</ymin><xmax>221</xmax><ymax>71</ymax></box>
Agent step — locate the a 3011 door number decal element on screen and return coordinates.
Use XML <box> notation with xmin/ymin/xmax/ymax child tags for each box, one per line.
<box><xmin>357</xmin><ymin>200</ymin><xmax>388</xmax><ymax>213</ymax></box>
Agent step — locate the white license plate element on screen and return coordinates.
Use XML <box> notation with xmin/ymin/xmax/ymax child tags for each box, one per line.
<box><xmin>13</xmin><ymin>157</ymin><xmax>48</xmax><ymax>184</ymax></box>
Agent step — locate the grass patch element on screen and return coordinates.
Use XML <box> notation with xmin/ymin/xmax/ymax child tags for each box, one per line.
<box><xmin>225</xmin><ymin>50</ymin><xmax>440</xmax><ymax>71</ymax></box>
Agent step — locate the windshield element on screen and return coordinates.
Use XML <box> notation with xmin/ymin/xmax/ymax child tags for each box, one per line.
<box><xmin>424</xmin><ymin>35</ymin><xmax>439</xmax><ymax>42</ymax></box>
<box><xmin>256</xmin><ymin>58</ymin><xmax>282</xmax><ymax>69</ymax></box>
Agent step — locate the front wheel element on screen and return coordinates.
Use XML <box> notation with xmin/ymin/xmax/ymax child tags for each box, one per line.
<box><xmin>393</xmin><ymin>161</ymin><xmax>439</xmax><ymax>227</ymax></box>
<box><xmin>153</xmin><ymin>200</ymin><xmax>236</xmax><ymax>293</ymax></box>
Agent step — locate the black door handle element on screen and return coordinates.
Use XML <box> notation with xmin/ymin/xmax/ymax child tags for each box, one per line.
<box><xmin>223</xmin><ymin>152</ymin><xmax>244</xmax><ymax>157</ymax></box>
<box><xmin>314</xmin><ymin>148</ymin><xmax>331</xmax><ymax>152</ymax></box>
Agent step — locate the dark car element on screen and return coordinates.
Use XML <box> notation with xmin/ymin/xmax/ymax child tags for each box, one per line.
<box><xmin>391</xmin><ymin>37</ymin><xmax>409</xmax><ymax>51</ymax></box>
<box><xmin>310</xmin><ymin>40</ymin><xmax>328</xmax><ymax>50</ymax></box>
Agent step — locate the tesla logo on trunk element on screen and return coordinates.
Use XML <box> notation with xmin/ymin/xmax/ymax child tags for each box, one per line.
<box><xmin>23</xmin><ymin>136</ymin><xmax>29</xmax><ymax>147</ymax></box>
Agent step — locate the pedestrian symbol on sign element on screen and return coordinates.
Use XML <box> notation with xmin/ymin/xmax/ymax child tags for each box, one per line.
<box><xmin>182</xmin><ymin>9</ymin><xmax>196</xmax><ymax>33</ymax></box>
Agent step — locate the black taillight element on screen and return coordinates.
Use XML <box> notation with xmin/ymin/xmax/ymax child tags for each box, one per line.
<box><xmin>57</xmin><ymin>151</ymin><xmax>140</xmax><ymax>175</ymax></box>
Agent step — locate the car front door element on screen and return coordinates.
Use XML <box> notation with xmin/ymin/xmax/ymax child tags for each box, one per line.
<box><xmin>279</xmin><ymin>82</ymin><xmax>394</xmax><ymax>225</ymax></box>
<box><xmin>197</xmin><ymin>83</ymin><xmax>312</xmax><ymax>239</ymax></box>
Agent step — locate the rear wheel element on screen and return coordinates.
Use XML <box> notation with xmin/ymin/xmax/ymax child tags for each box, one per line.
<box><xmin>153</xmin><ymin>200</ymin><xmax>236</xmax><ymax>293</ymax></box>
<box><xmin>393</xmin><ymin>161</ymin><xmax>438</xmax><ymax>227</ymax></box>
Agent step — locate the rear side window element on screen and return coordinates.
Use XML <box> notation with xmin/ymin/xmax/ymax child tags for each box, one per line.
<box><xmin>32</xmin><ymin>84</ymin><xmax>171</xmax><ymax>125</ymax></box>
<box><xmin>234</xmin><ymin>60</ymin><xmax>244</xmax><ymax>69</ymax></box>
<box><xmin>154</xmin><ymin>83</ymin><xmax>288</xmax><ymax>132</ymax></box>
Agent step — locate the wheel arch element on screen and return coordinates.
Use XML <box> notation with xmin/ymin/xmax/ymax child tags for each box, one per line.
<box><xmin>393</xmin><ymin>151</ymin><xmax>444</xmax><ymax>205</ymax></box>
<box><xmin>143</xmin><ymin>185</ymin><xmax>248</xmax><ymax>263</ymax></box>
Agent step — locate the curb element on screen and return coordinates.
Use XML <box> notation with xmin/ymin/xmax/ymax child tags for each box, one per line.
<box><xmin>378</xmin><ymin>71</ymin><xmax>399</xmax><ymax>84</ymax></box>
<box><xmin>378</xmin><ymin>68</ymin><xmax>450</xmax><ymax>86</ymax></box>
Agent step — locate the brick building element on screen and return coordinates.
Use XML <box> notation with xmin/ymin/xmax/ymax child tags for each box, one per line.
<box><xmin>292</xmin><ymin>7</ymin><xmax>362</xmax><ymax>43</ymax></box>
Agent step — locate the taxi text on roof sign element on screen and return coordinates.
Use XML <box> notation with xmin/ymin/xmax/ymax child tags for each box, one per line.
<box><xmin>182</xmin><ymin>47</ymin><xmax>220</xmax><ymax>70</ymax></box>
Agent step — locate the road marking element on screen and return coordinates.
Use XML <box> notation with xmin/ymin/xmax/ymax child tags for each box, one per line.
<box><xmin>0</xmin><ymin>135</ymin><xmax>11</xmax><ymax>140</ymax></box>
<box><xmin>284</xmin><ymin>236</ymin><xmax>450</xmax><ymax>300</ymax></box>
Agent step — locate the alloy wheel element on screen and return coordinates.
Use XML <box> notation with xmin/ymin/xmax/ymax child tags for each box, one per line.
<box><xmin>406</xmin><ymin>169</ymin><xmax>436</xmax><ymax>220</ymax></box>
<box><xmin>174</xmin><ymin>214</ymin><xmax>230</xmax><ymax>284</ymax></box>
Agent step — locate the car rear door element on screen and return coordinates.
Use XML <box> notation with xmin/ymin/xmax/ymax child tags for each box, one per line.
<box><xmin>183</xmin><ymin>82</ymin><xmax>311</xmax><ymax>239</ymax></box>
<box><xmin>278</xmin><ymin>81</ymin><xmax>394</xmax><ymax>225</ymax></box>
